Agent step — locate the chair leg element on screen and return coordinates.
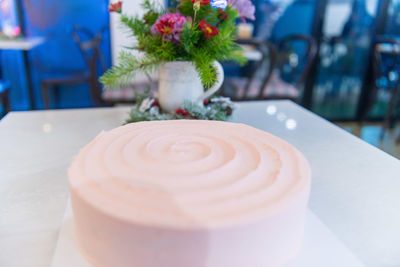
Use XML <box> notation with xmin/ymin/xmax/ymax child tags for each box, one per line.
<box><xmin>89</xmin><ymin>77</ymin><xmax>102</xmax><ymax>107</ymax></box>
<box><xmin>4</xmin><ymin>89</ymin><xmax>11</xmax><ymax>113</ymax></box>
<box><xmin>54</xmin><ymin>86</ymin><xmax>60</xmax><ymax>109</ymax></box>
<box><xmin>1</xmin><ymin>94</ymin><xmax>8</xmax><ymax>116</ymax></box>
<box><xmin>42</xmin><ymin>83</ymin><xmax>51</xmax><ymax>109</ymax></box>
<box><xmin>381</xmin><ymin>87</ymin><xmax>399</xmax><ymax>140</ymax></box>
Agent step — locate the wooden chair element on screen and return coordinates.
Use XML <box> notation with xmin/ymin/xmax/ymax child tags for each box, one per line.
<box><xmin>223</xmin><ymin>39</ymin><xmax>276</xmax><ymax>101</ymax></box>
<box><xmin>370</xmin><ymin>38</ymin><xmax>400</xmax><ymax>141</ymax></box>
<box><xmin>41</xmin><ymin>25</ymin><xmax>107</xmax><ymax>109</ymax></box>
<box><xmin>226</xmin><ymin>34</ymin><xmax>317</xmax><ymax>102</ymax></box>
<box><xmin>274</xmin><ymin>35</ymin><xmax>317</xmax><ymax>88</ymax></box>
<box><xmin>0</xmin><ymin>80</ymin><xmax>11</xmax><ymax>117</ymax></box>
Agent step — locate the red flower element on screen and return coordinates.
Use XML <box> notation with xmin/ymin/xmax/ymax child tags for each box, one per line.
<box><xmin>155</xmin><ymin>19</ymin><xmax>174</xmax><ymax>35</ymax></box>
<box><xmin>109</xmin><ymin>1</ymin><xmax>122</xmax><ymax>13</ymax></box>
<box><xmin>191</xmin><ymin>0</ymin><xmax>211</xmax><ymax>5</ymax></box>
<box><xmin>217</xmin><ymin>9</ymin><xmax>229</xmax><ymax>21</ymax></box>
<box><xmin>198</xmin><ymin>19</ymin><xmax>219</xmax><ymax>39</ymax></box>
<box><xmin>203</xmin><ymin>99</ymin><xmax>209</xmax><ymax>105</ymax></box>
<box><xmin>175</xmin><ymin>108</ymin><xmax>189</xmax><ymax>117</ymax></box>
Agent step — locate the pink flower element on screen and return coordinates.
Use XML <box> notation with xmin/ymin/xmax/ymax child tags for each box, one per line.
<box><xmin>151</xmin><ymin>13</ymin><xmax>189</xmax><ymax>42</ymax></box>
<box><xmin>109</xmin><ymin>1</ymin><xmax>122</xmax><ymax>13</ymax></box>
<box><xmin>228</xmin><ymin>0</ymin><xmax>255</xmax><ymax>20</ymax></box>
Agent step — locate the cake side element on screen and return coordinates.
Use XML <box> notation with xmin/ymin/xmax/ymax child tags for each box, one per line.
<box><xmin>69</xmin><ymin>120</ymin><xmax>311</xmax><ymax>267</ymax></box>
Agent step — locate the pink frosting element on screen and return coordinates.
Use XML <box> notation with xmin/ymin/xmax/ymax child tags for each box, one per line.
<box><xmin>69</xmin><ymin>120</ymin><xmax>311</xmax><ymax>267</ymax></box>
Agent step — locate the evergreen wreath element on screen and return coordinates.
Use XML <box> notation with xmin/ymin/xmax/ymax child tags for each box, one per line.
<box><xmin>125</xmin><ymin>90</ymin><xmax>236</xmax><ymax>123</ymax></box>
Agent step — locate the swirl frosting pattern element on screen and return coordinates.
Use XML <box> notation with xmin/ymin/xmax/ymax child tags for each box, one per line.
<box><xmin>69</xmin><ymin>120</ymin><xmax>311</xmax><ymax>229</ymax></box>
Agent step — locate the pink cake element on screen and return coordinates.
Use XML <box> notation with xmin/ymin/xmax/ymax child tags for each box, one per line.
<box><xmin>68</xmin><ymin>120</ymin><xmax>311</xmax><ymax>267</ymax></box>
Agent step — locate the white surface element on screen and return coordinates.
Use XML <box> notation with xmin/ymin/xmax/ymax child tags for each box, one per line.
<box><xmin>0</xmin><ymin>37</ymin><xmax>44</xmax><ymax>50</ymax></box>
<box><xmin>158</xmin><ymin>61</ymin><xmax>224</xmax><ymax>112</ymax></box>
<box><xmin>240</xmin><ymin>45</ymin><xmax>263</xmax><ymax>61</ymax></box>
<box><xmin>51</xmin><ymin>202</ymin><xmax>365</xmax><ymax>267</ymax></box>
<box><xmin>243</xmin><ymin>49</ymin><xmax>263</xmax><ymax>61</ymax></box>
<box><xmin>1</xmin><ymin>101</ymin><xmax>400</xmax><ymax>267</ymax></box>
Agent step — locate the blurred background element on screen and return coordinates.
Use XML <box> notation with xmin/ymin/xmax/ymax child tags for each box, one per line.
<box><xmin>0</xmin><ymin>0</ymin><xmax>399</xmax><ymax>157</ymax></box>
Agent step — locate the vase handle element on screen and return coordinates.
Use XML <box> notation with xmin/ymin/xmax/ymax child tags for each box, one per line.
<box><xmin>199</xmin><ymin>61</ymin><xmax>224</xmax><ymax>101</ymax></box>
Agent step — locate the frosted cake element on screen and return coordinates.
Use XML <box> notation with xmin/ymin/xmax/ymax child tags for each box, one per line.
<box><xmin>68</xmin><ymin>120</ymin><xmax>311</xmax><ymax>267</ymax></box>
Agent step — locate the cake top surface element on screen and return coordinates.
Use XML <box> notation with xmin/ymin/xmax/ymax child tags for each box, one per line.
<box><xmin>69</xmin><ymin>120</ymin><xmax>311</xmax><ymax>229</ymax></box>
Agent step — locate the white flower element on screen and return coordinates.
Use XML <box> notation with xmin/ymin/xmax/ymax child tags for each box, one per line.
<box><xmin>139</xmin><ymin>98</ymin><xmax>154</xmax><ymax>112</ymax></box>
<box><xmin>211</xmin><ymin>0</ymin><xmax>228</xmax><ymax>10</ymax></box>
<box><xmin>210</xmin><ymin>96</ymin><xmax>236</xmax><ymax>109</ymax></box>
<box><xmin>149</xmin><ymin>106</ymin><xmax>160</xmax><ymax>115</ymax></box>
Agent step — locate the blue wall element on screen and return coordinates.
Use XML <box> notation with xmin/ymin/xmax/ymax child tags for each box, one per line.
<box><xmin>1</xmin><ymin>0</ymin><xmax>112</xmax><ymax>110</ymax></box>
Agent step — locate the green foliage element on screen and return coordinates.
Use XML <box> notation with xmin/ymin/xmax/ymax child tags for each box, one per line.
<box><xmin>142</xmin><ymin>0</ymin><xmax>163</xmax><ymax>25</ymax></box>
<box><xmin>180</xmin><ymin>101</ymin><xmax>231</xmax><ymax>121</ymax></box>
<box><xmin>100</xmin><ymin>0</ymin><xmax>246</xmax><ymax>88</ymax></box>
<box><xmin>181</xmin><ymin>24</ymin><xmax>200</xmax><ymax>53</ymax></box>
<box><xmin>100</xmin><ymin>51</ymin><xmax>160</xmax><ymax>88</ymax></box>
<box><xmin>126</xmin><ymin>108</ymin><xmax>171</xmax><ymax>123</ymax></box>
<box><xmin>177</xmin><ymin>0</ymin><xmax>195</xmax><ymax>17</ymax></box>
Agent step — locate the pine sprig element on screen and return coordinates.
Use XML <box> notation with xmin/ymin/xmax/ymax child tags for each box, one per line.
<box><xmin>100</xmin><ymin>51</ymin><xmax>160</xmax><ymax>88</ymax></box>
<box><xmin>126</xmin><ymin>108</ymin><xmax>171</xmax><ymax>123</ymax></box>
<box><xmin>193</xmin><ymin>53</ymin><xmax>217</xmax><ymax>88</ymax></box>
<box><xmin>141</xmin><ymin>0</ymin><xmax>158</xmax><ymax>11</ymax></box>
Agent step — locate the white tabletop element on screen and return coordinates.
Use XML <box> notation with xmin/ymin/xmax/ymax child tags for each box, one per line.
<box><xmin>241</xmin><ymin>44</ymin><xmax>264</xmax><ymax>61</ymax></box>
<box><xmin>0</xmin><ymin>100</ymin><xmax>399</xmax><ymax>267</ymax></box>
<box><xmin>0</xmin><ymin>37</ymin><xmax>44</xmax><ymax>50</ymax></box>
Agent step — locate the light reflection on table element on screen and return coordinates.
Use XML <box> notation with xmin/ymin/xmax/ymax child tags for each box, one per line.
<box><xmin>266</xmin><ymin>104</ymin><xmax>297</xmax><ymax>130</ymax></box>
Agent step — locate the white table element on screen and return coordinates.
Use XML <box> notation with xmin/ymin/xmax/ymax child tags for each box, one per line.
<box><xmin>0</xmin><ymin>37</ymin><xmax>45</xmax><ymax>109</ymax></box>
<box><xmin>0</xmin><ymin>37</ymin><xmax>44</xmax><ymax>51</ymax></box>
<box><xmin>0</xmin><ymin>100</ymin><xmax>399</xmax><ymax>267</ymax></box>
<box><xmin>242</xmin><ymin>47</ymin><xmax>263</xmax><ymax>61</ymax></box>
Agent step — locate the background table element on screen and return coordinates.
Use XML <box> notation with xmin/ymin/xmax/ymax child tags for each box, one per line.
<box><xmin>0</xmin><ymin>37</ymin><xmax>45</xmax><ymax>109</ymax></box>
<box><xmin>0</xmin><ymin>100</ymin><xmax>399</xmax><ymax>267</ymax></box>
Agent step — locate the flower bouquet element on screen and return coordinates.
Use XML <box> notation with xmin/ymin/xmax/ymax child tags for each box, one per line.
<box><xmin>101</xmin><ymin>0</ymin><xmax>255</xmax><ymax>121</ymax></box>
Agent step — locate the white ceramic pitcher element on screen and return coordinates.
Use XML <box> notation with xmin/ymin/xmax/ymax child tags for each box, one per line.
<box><xmin>158</xmin><ymin>61</ymin><xmax>224</xmax><ymax>113</ymax></box>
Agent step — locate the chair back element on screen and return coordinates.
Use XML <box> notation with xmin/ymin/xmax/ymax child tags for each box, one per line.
<box><xmin>228</xmin><ymin>35</ymin><xmax>316</xmax><ymax>101</ymax></box>
<box><xmin>228</xmin><ymin>39</ymin><xmax>277</xmax><ymax>101</ymax></box>
<box><xmin>371</xmin><ymin>37</ymin><xmax>400</xmax><ymax>138</ymax></box>
<box><xmin>71</xmin><ymin>25</ymin><xmax>107</xmax><ymax>75</ymax></box>
<box><xmin>71</xmin><ymin>25</ymin><xmax>108</xmax><ymax>106</ymax></box>
<box><xmin>276</xmin><ymin>34</ymin><xmax>317</xmax><ymax>87</ymax></box>
<box><xmin>373</xmin><ymin>37</ymin><xmax>400</xmax><ymax>90</ymax></box>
